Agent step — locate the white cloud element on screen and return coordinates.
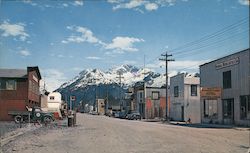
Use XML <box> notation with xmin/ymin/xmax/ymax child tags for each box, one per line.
<box><xmin>63</xmin><ymin>3</ymin><xmax>69</xmax><ymax>7</ymax></box>
<box><xmin>41</xmin><ymin>69</ymin><xmax>67</xmax><ymax>92</ymax></box>
<box><xmin>73</xmin><ymin>0</ymin><xmax>84</xmax><ymax>6</ymax></box>
<box><xmin>86</xmin><ymin>56</ymin><xmax>102</xmax><ymax>60</ymax></box>
<box><xmin>23</xmin><ymin>0</ymin><xmax>37</xmax><ymax>6</ymax></box>
<box><xmin>62</xmin><ymin>26</ymin><xmax>104</xmax><ymax>45</ymax></box>
<box><xmin>19</xmin><ymin>50</ymin><xmax>31</xmax><ymax>56</ymax></box>
<box><xmin>0</xmin><ymin>21</ymin><xmax>29</xmax><ymax>41</ymax></box>
<box><xmin>113</xmin><ymin>0</ymin><xmax>146</xmax><ymax>10</ymax></box>
<box><xmin>145</xmin><ymin>3</ymin><xmax>158</xmax><ymax>11</ymax></box>
<box><xmin>105</xmin><ymin>36</ymin><xmax>144</xmax><ymax>52</ymax></box>
<box><xmin>58</xmin><ymin>54</ymin><xmax>64</xmax><ymax>58</ymax></box>
<box><xmin>109</xmin><ymin>0</ymin><xmax>181</xmax><ymax>12</ymax></box>
<box><xmin>238</xmin><ymin>0</ymin><xmax>249</xmax><ymax>5</ymax></box>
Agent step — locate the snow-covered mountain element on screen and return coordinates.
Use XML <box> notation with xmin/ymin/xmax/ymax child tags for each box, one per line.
<box><xmin>58</xmin><ymin>64</ymin><xmax>166</xmax><ymax>91</ymax></box>
<box><xmin>56</xmin><ymin>64</ymin><xmax>166</xmax><ymax>106</ymax></box>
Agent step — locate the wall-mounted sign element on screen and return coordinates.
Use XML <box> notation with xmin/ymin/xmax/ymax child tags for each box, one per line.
<box><xmin>215</xmin><ymin>57</ymin><xmax>240</xmax><ymax>70</ymax></box>
<box><xmin>201</xmin><ymin>87</ymin><xmax>222</xmax><ymax>99</ymax></box>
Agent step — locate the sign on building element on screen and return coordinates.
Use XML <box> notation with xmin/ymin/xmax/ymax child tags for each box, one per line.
<box><xmin>215</xmin><ymin>57</ymin><xmax>240</xmax><ymax>69</ymax></box>
<box><xmin>201</xmin><ymin>87</ymin><xmax>222</xmax><ymax>99</ymax></box>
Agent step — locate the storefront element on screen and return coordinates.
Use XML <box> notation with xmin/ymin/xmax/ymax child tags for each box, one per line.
<box><xmin>200</xmin><ymin>48</ymin><xmax>250</xmax><ymax>126</ymax></box>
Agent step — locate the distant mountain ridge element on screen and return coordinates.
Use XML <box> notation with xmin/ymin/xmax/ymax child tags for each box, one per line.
<box><xmin>56</xmin><ymin>64</ymin><xmax>166</xmax><ymax>107</ymax></box>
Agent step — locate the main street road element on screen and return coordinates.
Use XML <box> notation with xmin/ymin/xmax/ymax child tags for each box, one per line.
<box><xmin>2</xmin><ymin>113</ymin><xmax>249</xmax><ymax>153</ymax></box>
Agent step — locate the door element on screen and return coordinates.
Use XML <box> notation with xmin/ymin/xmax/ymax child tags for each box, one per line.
<box><xmin>181</xmin><ymin>106</ymin><xmax>184</xmax><ymax>121</ymax></box>
<box><xmin>222</xmin><ymin>99</ymin><xmax>234</xmax><ymax>124</ymax></box>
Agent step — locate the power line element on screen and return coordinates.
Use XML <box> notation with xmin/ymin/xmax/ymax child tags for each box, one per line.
<box><xmin>170</xmin><ymin>17</ymin><xmax>249</xmax><ymax>54</ymax></box>
<box><xmin>144</xmin><ymin>17</ymin><xmax>249</xmax><ymax>66</ymax></box>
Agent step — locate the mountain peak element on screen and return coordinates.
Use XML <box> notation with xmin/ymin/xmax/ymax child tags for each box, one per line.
<box><xmin>57</xmin><ymin>64</ymin><xmax>165</xmax><ymax>91</ymax></box>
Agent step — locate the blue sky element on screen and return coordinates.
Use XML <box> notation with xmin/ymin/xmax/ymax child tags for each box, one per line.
<box><xmin>0</xmin><ymin>0</ymin><xmax>249</xmax><ymax>91</ymax></box>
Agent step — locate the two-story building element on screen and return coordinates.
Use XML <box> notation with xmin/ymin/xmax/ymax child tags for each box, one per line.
<box><xmin>170</xmin><ymin>73</ymin><xmax>201</xmax><ymax>123</ymax></box>
<box><xmin>0</xmin><ymin>66</ymin><xmax>41</xmax><ymax>121</ymax></box>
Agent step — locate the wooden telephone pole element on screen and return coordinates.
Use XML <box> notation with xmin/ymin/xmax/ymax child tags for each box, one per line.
<box><xmin>159</xmin><ymin>52</ymin><xmax>174</xmax><ymax>120</ymax></box>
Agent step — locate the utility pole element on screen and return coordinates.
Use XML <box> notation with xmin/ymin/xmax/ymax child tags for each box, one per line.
<box><xmin>116</xmin><ymin>71</ymin><xmax>124</xmax><ymax>110</ymax></box>
<box><xmin>159</xmin><ymin>51</ymin><xmax>174</xmax><ymax>121</ymax></box>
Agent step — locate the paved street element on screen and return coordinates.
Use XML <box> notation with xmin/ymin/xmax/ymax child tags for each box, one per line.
<box><xmin>2</xmin><ymin>113</ymin><xmax>249</xmax><ymax>153</ymax></box>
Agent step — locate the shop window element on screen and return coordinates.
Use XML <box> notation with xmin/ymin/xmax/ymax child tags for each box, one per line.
<box><xmin>191</xmin><ymin>85</ymin><xmax>197</xmax><ymax>96</ymax></box>
<box><xmin>240</xmin><ymin>95</ymin><xmax>250</xmax><ymax>120</ymax></box>
<box><xmin>222</xmin><ymin>99</ymin><xmax>234</xmax><ymax>118</ymax></box>
<box><xmin>223</xmin><ymin>71</ymin><xmax>231</xmax><ymax>89</ymax></box>
<box><xmin>204</xmin><ymin>100</ymin><xmax>218</xmax><ymax>118</ymax></box>
<box><xmin>152</xmin><ymin>91</ymin><xmax>159</xmax><ymax>100</ymax></box>
<box><xmin>174</xmin><ymin>86</ymin><xmax>179</xmax><ymax>97</ymax></box>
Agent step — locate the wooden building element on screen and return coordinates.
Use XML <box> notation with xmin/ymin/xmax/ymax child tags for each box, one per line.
<box><xmin>0</xmin><ymin>67</ymin><xmax>41</xmax><ymax>121</ymax></box>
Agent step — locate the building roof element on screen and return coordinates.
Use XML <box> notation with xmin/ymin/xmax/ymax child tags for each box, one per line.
<box><xmin>0</xmin><ymin>69</ymin><xmax>27</xmax><ymax>78</ymax></box>
<box><xmin>199</xmin><ymin>48</ymin><xmax>250</xmax><ymax>67</ymax></box>
<box><xmin>0</xmin><ymin>66</ymin><xmax>41</xmax><ymax>79</ymax></box>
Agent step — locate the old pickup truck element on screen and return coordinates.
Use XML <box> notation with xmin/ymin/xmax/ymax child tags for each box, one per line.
<box><xmin>8</xmin><ymin>106</ymin><xmax>54</xmax><ymax>124</ymax></box>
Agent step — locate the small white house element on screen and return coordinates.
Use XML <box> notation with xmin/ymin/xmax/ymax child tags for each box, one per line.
<box><xmin>170</xmin><ymin>73</ymin><xmax>201</xmax><ymax>123</ymax></box>
<box><xmin>47</xmin><ymin>92</ymin><xmax>63</xmax><ymax>118</ymax></box>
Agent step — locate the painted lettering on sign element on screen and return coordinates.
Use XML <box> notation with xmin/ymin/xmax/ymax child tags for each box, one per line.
<box><xmin>215</xmin><ymin>57</ymin><xmax>240</xmax><ymax>69</ymax></box>
<box><xmin>201</xmin><ymin>87</ymin><xmax>222</xmax><ymax>99</ymax></box>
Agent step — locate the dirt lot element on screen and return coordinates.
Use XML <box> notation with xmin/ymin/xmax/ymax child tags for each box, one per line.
<box><xmin>0</xmin><ymin>122</ymin><xmax>23</xmax><ymax>138</ymax></box>
<box><xmin>2</xmin><ymin>113</ymin><xmax>250</xmax><ymax>153</ymax></box>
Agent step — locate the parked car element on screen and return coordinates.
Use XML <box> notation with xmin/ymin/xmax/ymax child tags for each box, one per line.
<box><xmin>114</xmin><ymin>111</ymin><xmax>120</xmax><ymax>118</ymax></box>
<box><xmin>119</xmin><ymin>111</ymin><xmax>127</xmax><ymax>119</ymax></box>
<box><xmin>126</xmin><ymin>111</ymin><xmax>141</xmax><ymax>120</ymax></box>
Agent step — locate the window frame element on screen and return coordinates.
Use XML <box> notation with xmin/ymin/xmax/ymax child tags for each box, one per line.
<box><xmin>223</xmin><ymin>70</ymin><xmax>232</xmax><ymax>89</ymax></box>
<box><xmin>191</xmin><ymin>85</ymin><xmax>198</xmax><ymax>96</ymax></box>
<box><xmin>174</xmin><ymin>86</ymin><xmax>179</xmax><ymax>97</ymax></box>
<box><xmin>152</xmin><ymin>91</ymin><xmax>160</xmax><ymax>100</ymax></box>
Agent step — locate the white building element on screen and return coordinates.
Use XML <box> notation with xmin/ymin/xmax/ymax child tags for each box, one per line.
<box><xmin>170</xmin><ymin>73</ymin><xmax>201</xmax><ymax>123</ymax></box>
<box><xmin>47</xmin><ymin>92</ymin><xmax>63</xmax><ymax>118</ymax></box>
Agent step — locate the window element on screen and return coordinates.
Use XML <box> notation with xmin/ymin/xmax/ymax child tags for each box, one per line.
<box><xmin>152</xmin><ymin>91</ymin><xmax>159</xmax><ymax>100</ymax></box>
<box><xmin>0</xmin><ymin>79</ymin><xmax>6</xmax><ymax>89</ymax></box>
<box><xmin>50</xmin><ymin>96</ymin><xmax>55</xmax><ymax>100</ymax></box>
<box><xmin>6</xmin><ymin>80</ymin><xmax>16</xmax><ymax>90</ymax></box>
<box><xmin>222</xmin><ymin>99</ymin><xmax>234</xmax><ymax>118</ymax></box>
<box><xmin>204</xmin><ymin>100</ymin><xmax>218</xmax><ymax>118</ymax></box>
<box><xmin>191</xmin><ymin>85</ymin><xmax>197</xmax><ymax>96</ymax></box>
<box><xmin>174</xmin><ymin>86</ymin><xmax>179</xmax><ymax>97</ymax></box>
<box><xmin>0</xmin><ymin>79</ymin><xmax>16</xmax><ymax>90</ymax></box>
<box><xmin>223</xmin><ymin>71</ymin><xmax>231</xmax><ymax>89</ymax></box>
<box><xmin>240</xmin><ymin>95</ymin><xmax>250</xmax><ymax>120</ymax></box>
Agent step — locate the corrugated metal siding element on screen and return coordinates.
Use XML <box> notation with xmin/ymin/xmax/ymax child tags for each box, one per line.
<box><xmin>200</xmin><ymin>49</ymin><xmax>250</xmax><ymax>126</ymax></box>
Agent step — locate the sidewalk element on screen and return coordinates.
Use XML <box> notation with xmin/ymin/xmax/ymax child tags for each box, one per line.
<box><xmin>168</xmin><ymin>121</ymin><xmax>249</xmax><ymax>130</ymax></box>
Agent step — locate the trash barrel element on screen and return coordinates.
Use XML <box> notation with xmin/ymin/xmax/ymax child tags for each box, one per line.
<box><xmin>68</xmin><ymin>115</ymin><xmax>73</xmax><ymax>127</ymax></box>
